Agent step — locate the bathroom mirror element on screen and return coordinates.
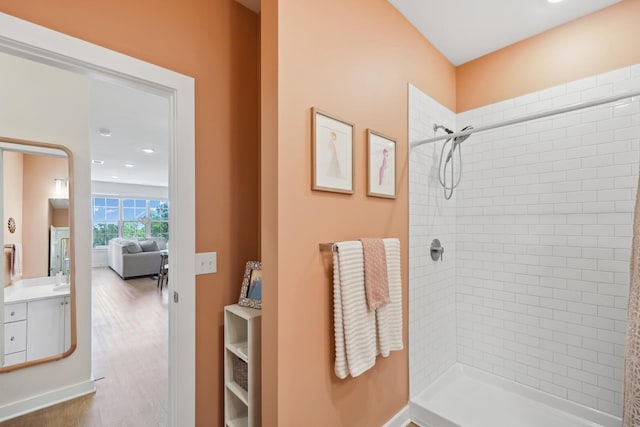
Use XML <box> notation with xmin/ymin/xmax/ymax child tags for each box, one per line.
<box><xmin>0</xmin><ymin>138</ymin><xmax>75</xmax><ymax>372</ymax></box>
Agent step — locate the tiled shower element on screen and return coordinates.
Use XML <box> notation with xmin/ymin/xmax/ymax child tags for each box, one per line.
<box><xmin>409</xmin><ymin>65</ymin><xmax>640</xmax><ymax>418</ymax></box>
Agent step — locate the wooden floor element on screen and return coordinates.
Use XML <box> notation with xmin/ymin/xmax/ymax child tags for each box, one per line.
<box><xmin>2</xmin><ymin>268</ymin><xmax>169</xmax><ymax>427</ymax></box>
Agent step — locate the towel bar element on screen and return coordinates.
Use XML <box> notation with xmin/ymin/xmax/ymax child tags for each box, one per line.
<box><xmin>319</xmin><ymin>242</ymin><xmax>338</xmax><ymax>252</ymax></box>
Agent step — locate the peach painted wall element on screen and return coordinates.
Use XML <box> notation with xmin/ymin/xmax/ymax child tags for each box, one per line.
<box><xmin>3</xmin><ymin>151</ymin><xmax>23</xmax><ymax>247</ymax></box>
<box><xmin>3</xmin><ymin>151</ymin><xmax>23</xmax><ymax>286</ymax></box>
<box><xmin>457</xmin><ymin>0</ymin><xmax>640</xmax><ymax>112</ymax></box>
<box><xmin>21</xmin><ymin>153</ymin><xmax>67</xmax><ymax>278</ymax></box>
<box><xmin>261</xmin><ymin>0</ymin><xmax>455</xmax><ymax>425</ymax></box>
<box><xmin>51</xmin><ymin>208</ymin><xmax>69</xmax><ymax>228</ymax></box>
<box><xmin>261</xmin><ymin>0</ymin><xmax>279</xmax><ymax>425</ymax></box>
<box><xmin>0</xmin><ymin>1</ymin><xmax>260</xmax><ymax>424</ymax></box>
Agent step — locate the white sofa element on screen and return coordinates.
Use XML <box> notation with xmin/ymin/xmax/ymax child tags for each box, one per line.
<box><xmin>107</xmin><ymin>237</ymin><xmax>167</xmax><ymax>279</ymax></box>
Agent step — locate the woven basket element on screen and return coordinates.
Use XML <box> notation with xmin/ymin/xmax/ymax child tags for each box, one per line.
<box><xmin>233</xmin><ymin>355</ymin><xmax>248</xmax><ymax>391</ymax></box>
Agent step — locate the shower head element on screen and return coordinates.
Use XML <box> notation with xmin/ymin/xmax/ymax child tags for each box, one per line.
<box><xmin>433</xmin><ymin>123</ymin><xmax>453</xmax><ymax>134</ymax></box>
<box><xmin>453</xmin><ymin>125</ymin><xmax>474</xmax><ymax>144</ymax></box>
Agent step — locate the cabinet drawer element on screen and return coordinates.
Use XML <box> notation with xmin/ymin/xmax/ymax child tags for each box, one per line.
<box><xmin>4</xmin><ymin>303</ymin><xmax>27</xmax><ymax>323</ymax></box>
<box><xmin>3</xmin><ymin>351</ymin><xmax>26</xmax><ymax>367</ymax></box>
<box><xmin>4</xmin><ymin>320</ymin><xmax>27</xmax><ymax>354</ymax></box>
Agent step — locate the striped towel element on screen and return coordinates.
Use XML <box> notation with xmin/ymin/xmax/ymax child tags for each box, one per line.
<box><xmin>376</xmin><ymin>238</ymin><xmax>403</xmax><ymax>357</ymax></box>
<box><xmin>333</xmin><ymin>241</ymin><xmax>377</xmax><ymax>379</ymax></box>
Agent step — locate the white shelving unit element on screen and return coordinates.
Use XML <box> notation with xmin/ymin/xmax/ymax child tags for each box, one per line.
<box><xmin>224</xmin><ymin>304</ymin><xmax>261</xmax><ymax>427</ymax></box>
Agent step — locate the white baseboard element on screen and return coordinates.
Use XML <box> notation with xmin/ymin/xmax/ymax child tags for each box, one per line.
<box><xmin>92</xmin><ymin>248</ymin><xmax>108</xmax><ymax>268</ymax></box>
<box><xmin>383</xmin><ymin>404</ymin><xmax>413</xmax><ymax>427</ymax></box>
<box><xmin>0</xmin><ymin>379</ymin><xmax>96</xmax><ymax>422</ymax></box>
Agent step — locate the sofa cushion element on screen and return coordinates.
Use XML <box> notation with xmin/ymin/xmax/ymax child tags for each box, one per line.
<box><xmin>153</xmin><ymin>239</ymin><xmax>167</xmax><ymax>251</ymax></box>
<box><xmin>125</xmin><ymin>241</ymin><xmax>143</xmax><ymax>254</ymax></box>
<box><xmin>139</xmin><ymin>240</ymin><xmax>159</xmax><ymax>252</ymax></box>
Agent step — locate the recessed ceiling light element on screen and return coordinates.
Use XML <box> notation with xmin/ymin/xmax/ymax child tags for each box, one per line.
<box><xmin>123</xmin><ymin>163</ymin><xmax>135</xmax><ymax>168</ymax></box>
<box><xmin>142</xmin><ymin>148</ymin><xmax>155</xmax><ymax>154</ymax></box>
<box><xmin>111</xmin><ymin>175</ymin><xmax>119</xmax><ymax>179</ymax></box>
<box><xmin>91</xmin><ymin>159</ymin><xmax>104</xmax><ymax>165</ymax></box>
<box><xmin>547</xmin><ymin>0</ymin><xmax>564</xmax><ymax>3</ymax></box>
<box><xmin>98</xmin><ymin>128</ymin><xmax>112</xmax><ymax>137</ymax></box>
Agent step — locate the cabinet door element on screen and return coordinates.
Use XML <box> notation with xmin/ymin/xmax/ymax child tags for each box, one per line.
<box><xmin>4</xmin><ymin>320</ymin><xmax>27</xmax><ymax>354</ymax></box>
<box><xmin>27</xmin><ymin>297</ymin><xmax>65</xmax><ymax>361</ymax></box>
<box><xmin>64</xmin><ymin>297</ymin><xmax>71</xmax><ymax>351</ymax></box>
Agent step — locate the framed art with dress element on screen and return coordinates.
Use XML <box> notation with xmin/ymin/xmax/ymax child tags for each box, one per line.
<box><xmin>311</xmin><ymin>108</ymin><xmax>354</xmax><ymax>194</ymax></box>
<box><xmin>367</xmin><ymin>129</ymin><xmax>396</xmax><ymax>199</ymax></box>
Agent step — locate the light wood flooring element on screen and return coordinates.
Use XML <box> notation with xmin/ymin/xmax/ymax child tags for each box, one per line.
<box><xmin>2</xmin><ymin>267</ymin><xmax>168</xmax><ymax>427</ymax></box>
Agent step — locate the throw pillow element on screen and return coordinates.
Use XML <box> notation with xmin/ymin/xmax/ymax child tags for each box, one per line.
<box><xmin>139</xmin><ymin>240</ymin><xmax>159</xmax><ymax>252</ymax></box>
<box><xmin>126</xmin><ymin>241</ymin><xmax>143</xmax><ymax>254</ymax></box>
<box><xmin>154</xmin><ymin>239</ymin><xmax>167</xmax><ymax>250</ymax></box>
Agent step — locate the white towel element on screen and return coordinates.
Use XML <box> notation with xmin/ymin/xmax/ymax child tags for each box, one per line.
<box><xmin>11</xmin><ymin>243</ymin><xmax>22</xmax><ymax>279</ymax></box>
<box><xmin>376</xmin><ymin>238</ymin><xmax>403</xmax><ymax>357</ymax></box>
<box><xmin>333</xmin><ymin>241</ymin><xmax>377</xmax><ymax>379</ymax></box>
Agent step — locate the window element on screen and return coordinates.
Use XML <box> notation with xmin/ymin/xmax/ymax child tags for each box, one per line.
<box><xmin>91</xmin><ymin>196</ymin><xmax>169</xmax><ymax>247</ymax></box>
<box><xmin>92</xmin><ymin>197</ymin><xmax>119</xmax><ymax>247</ymax></box>
<box><xmin>122</xmin><ymin>198</ymin><xmax>148</xmax><ymax>239</ymax></box>
<box><xmin>149</xmin><ymin>199</ymin><xmax>169</xmax><ymax>239</ymax></box>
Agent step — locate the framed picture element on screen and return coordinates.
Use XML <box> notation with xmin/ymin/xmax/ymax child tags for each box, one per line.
<box><xmin>238</xmin><ymin>260</ymin><xmax>262</xmax><ymax>309</ymax></box>
<box><xmin>367</xmin><ymin>129</ymin><xmax>396</xmax><ymax>199</ymax></box>
<box><xmin>312</xmin><ymin>108</ymin><xmax>354</xmax><ymax>194</ymax></box>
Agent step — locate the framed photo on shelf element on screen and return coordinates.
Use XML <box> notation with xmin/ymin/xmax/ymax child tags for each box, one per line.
<box><xmin>312</xmin><ymin>108</ymin><xmax>354</xmax><ymax>194</ymax></box>
<box><xmin>367</xmin><ymin>129</ymin><xmax>396</xmax><ymax>199</ymax></box>
<box><xmin>238</xmin><ymin>260</ymin><xmax>262</xmax><ymax>309</ymax></box>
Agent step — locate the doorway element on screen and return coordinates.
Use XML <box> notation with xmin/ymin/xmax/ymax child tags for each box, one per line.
<box><xmin>89</xmin><ymin>77</ymin><xmax>171</xmax><ymax>424</ymax></box>
<box><xmin>0</xmin><ymin>13</ymin><xmax>195</xmax><ymax>425</ymax></box>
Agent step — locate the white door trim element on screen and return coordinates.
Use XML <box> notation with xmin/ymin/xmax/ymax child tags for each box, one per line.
<box><xmin>0</xmin><ymin>13</ymin><xmax>196</xmax><ymax>426</ymax></box>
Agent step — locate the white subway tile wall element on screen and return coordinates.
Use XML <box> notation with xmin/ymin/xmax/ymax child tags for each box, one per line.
<box><xmin>409</xmin><ymin>65</ymin><xmax>640</xmax><ymax>416</ymax></box>
<box><xmin>408</xmin><ymin>84</ymin><xmax>458</xmax><ymax>396</ymax></box>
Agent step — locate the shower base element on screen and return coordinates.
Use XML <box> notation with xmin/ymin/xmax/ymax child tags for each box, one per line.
<box><xmin>410</xmin><ymin>364</ymin><xmax>620</xmax><ymax>427</ymax></box>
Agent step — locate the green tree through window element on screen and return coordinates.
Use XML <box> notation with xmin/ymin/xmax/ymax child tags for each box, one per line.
<box><xmin>92</xmin><ymin>197</ymin><xmax>119</xmax><ymax>246</ymax></box>
<box><xmin>149</xmin><ymin>200</ymin><xmax>169</xmax><ymax>239</ymax></box>
<box><xmin>122</xmin><ymin>199</ymin><xmax>148</xmax><ymax>239</ymax></box>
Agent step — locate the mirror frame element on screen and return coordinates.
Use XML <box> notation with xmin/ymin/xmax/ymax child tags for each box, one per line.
<box><xmin>0</xmin><ymin>136</ymin><xmax>76</xmax><ymax>373</ymax></box>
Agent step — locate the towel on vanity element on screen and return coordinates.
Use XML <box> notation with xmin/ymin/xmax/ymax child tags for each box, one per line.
<box><xmin>361</xmin><ymin>238</ymin><xmax>390</xmax><ymax>311</ymax></box>
<box><xmin>333</xmin><ymin>241</ymin><xmax>377</xmax><ymax>379</ymax></box>
<box><xmin>376</xmin><ymin>238</ymin><xmax>403</xmax><ymax>357</ymax></box>
<box><xmin>11</xmin><ymin>243</ymin><xmax>22</xmax><ymax>279</ymax></box>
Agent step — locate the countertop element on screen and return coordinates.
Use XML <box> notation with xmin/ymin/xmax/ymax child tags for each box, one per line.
<box><xmin>4</xmin><ymin>276</ymin><xmax>71</xmax><ymax>304</ymax></box>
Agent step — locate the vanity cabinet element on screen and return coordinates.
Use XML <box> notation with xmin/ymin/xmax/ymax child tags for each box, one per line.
<box><xmin>3</xmin><ymin>295</ymin><xmax>70</xmax><ymax>367</ymax></box>
<box><xmin>27</xmin><ymin>296</ymin><xmax>70</xmax><ymax>360</ymax></box>
<box><xmin>224</xmin><ymin>304</ymin><xmax>261</xmax><ymax>427</ymax></box>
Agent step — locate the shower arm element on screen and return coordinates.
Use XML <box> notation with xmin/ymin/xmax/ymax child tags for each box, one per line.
<box><xmin>410</xmin><ymin>89</ymin><xmax>640</xmax><ymax>149</ymax></box>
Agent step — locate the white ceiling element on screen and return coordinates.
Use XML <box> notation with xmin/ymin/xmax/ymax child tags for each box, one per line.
<box><xmin>90</xmin><ymin>80</ymin><xmax>169</xmax><ymax>188</ymax></box>
<box><xmin>388</xmin><ymin>0</ymin><xmax>623</xmax><ymax>66</ymax></box>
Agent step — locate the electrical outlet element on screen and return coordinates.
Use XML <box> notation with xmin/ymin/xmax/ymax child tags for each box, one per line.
<box><xmin>195</xmin><ymin>252</ymin><xmax>217</xmax><ymax>275</ymax></box>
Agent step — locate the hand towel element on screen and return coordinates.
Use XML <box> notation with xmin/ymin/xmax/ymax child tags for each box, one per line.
<box><xmin>333</xmin><ymin>241</ymin><xmax>377</xmax><ymax>379</ymax></box>
<box><xmin>361</xmin><ymin>238</ymin><xmax>390</xmax><ymax>311</ymax></box>
<box><xmin>376</xmin><ymin>238</ymin><xmax>403</xmax><ymax>357</ymax></box>
<box><xmin>11</xmin><ymin>243</ymin><xmax>22</xmax><ymax>279</ymax></box>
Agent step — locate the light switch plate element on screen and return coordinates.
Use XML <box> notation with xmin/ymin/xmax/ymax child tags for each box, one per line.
<box><xmin>195</xmin><ymin>252</ymin><xmax>217</xmax><ymax>275</ymax></box>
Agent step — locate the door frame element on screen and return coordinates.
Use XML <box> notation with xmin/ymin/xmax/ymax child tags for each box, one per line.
<box><xmin>0</xmin><ymin>13</ymin><xmax>196</xmax><ymax>425</ymax></box>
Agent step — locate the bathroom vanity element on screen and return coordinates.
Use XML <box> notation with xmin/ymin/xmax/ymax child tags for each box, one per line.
<box><xmin>3</xmin><ymin>277</ymin><xmax>71</xmax><ymax>367</ymax></box>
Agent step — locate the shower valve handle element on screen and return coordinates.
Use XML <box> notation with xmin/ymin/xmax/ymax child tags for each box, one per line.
<box><xmin>430</xmin><ymin>239</ymin><xmax>444</xmax><ymax>262</ymax></box>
